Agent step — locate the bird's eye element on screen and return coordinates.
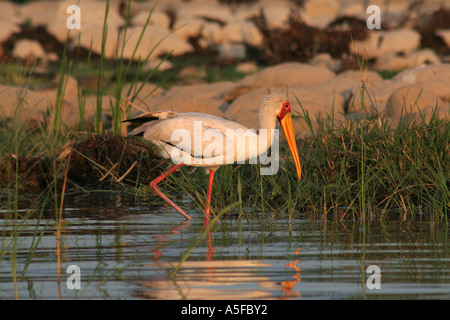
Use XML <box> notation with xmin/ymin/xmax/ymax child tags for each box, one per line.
<box><xmin>284</xmin><ymin>103</ymin><xmax>289</xmax><ymax>109</ymax></box>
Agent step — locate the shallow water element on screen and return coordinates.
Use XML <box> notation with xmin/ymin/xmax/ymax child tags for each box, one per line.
<box><xmin>0</xmin><ymin>192</ymin><xmax>448</xmax><ymax>300</ymax></box>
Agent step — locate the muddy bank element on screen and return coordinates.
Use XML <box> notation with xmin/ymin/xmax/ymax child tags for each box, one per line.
<box><xmin>0</xmin><ymin>134</ymin><xmax>165</xmax><ymax>193</ymax></box>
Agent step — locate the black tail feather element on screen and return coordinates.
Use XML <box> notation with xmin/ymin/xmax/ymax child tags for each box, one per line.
<box><xmin>122</xmin><ymin>116</ymin><xmax>159</xmax><ymax>135</ymax></box>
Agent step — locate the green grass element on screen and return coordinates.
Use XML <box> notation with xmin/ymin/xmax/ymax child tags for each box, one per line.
<box><xmin>1</xmin><ymin>66</ymin><xmax>449</xmax><ymax>222</ymax></box>
<box><xmin>294</xmin><ymin>106</ymin><xmax>449</xmax><ymax>220</ymax></box>
<box><xmin>6</xmin><ymin>109</ymin><xmax>448</xmax><ymax>224</ymax></box>
<box><xmin>138</xmin><ymin>104</ymin><xmax>448</xmax><ymax>223</ymax></box>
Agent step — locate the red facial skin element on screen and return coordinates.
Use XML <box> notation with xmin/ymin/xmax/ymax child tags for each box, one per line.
<box><xmin>277</xmin><ymin>101</ymin><xmax>291</xmax><ymax>122</ymax></box>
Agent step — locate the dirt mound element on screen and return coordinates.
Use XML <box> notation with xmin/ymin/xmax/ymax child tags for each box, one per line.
<box><xmin>0</xmin><ymin>135</ymin><xmax>165</xmax><ymax>193</ymax></box>
<box><xmin>67</xmin><ymin>134</ymin><xmax>163</xmax><ymax>187</ymax></box>
<box><xmin>0</xmin><ymin>153</ymin><xmax>53</xmax><ymax>193</ymax></box>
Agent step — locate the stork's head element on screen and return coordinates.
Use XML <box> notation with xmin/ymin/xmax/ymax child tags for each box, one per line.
<box><xmin>260</xmin><ymin>94</ymin><xmax>302</xmax><ymax>180</ymax></box>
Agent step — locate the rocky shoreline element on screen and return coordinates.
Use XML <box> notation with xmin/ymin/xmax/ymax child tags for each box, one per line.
<box><xmin>0</xmin><ymin>0</ymin><xmax>449</xmax><ymax>135</ymax></box>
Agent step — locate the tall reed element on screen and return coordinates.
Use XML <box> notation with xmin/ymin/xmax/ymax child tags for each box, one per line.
<box><xmin>0</xmin><ymin>67</ymin><xmax>57</xmax><ymax>299</ymax></box>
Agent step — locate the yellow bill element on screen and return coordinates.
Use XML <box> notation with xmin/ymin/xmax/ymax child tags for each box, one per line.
<box><xmin>278</xmin><ymin>111</ymin><xmax>302</xmax><ymax>180</ymax></box>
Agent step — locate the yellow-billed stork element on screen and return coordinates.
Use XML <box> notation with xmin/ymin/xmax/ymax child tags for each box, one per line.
<box><xmin>124</xmin><ymin>93</ymin><xmax>302</xmax><ymax>221</ymax></box>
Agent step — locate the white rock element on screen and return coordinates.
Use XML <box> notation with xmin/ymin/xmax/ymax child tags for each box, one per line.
<box><xmin>119</xmin><ymin>25</ymin><xmax>194</xmax><ymax>60</ymax></box>
<box><xmin>234</xmin><ymin>5</ymin><xmax>261</xmax><ymax>21</ymax></box>
<box><xmin>253</xmin><ymin>1</ymin><xmax>294</xmax><ymax>29</ymax></box>
<box><xmin>47</xmin><ymin>0</ymin><xmax>123</xmax><ymax>42</ymax></box>
<box><xmin>47</xmin><ymin>0</ymin><xmax>123</xmax><ymax>59</ymax></box>
<box><xmin>122</xmin><ymin>82</ymin><xmax>165</xmax><ymax>112</ymax></box>
<box><xmin>62</xmin><ymin>95</ymin><xmax>114</xmax><ymax>126</ymax></box>
<box><xmin>143</xmin><ymin>58</ymin><xmax>174</xmax><ymax>72</ymax></box>
<box><xmin>309</xmin><ymin>53</ymin><xmax>342</xmax><ymax>72</ymax></box>
<box><xmin>314</xmin><ymin>77</ymin><xmax>360</xmax><ymax>103</ymax></box>
<box><xmin>165</xmin><ymin>82</ymin><xmax>235</xmax><ymax>100</ymax></box>
<box><xmin>0</xmin><ymin>21</ymin><xmax>20</xmax><ymax>43</ymax></box>
<box><xmin>315</xmin><ymin>69</ymin><xmax>382</xmax><ymax>104</ymax></box>
<box><xmin>132</xmin><ymin>10</ymin><xmax>171</xmax><ymax>29</ymax></box>
<box><xmin>176</xmin><ymin>2</ymin><xmax>234</xmax><ymax>24</ymax></box>
<box><xmin>374</xmin><ymin>49</ymin><xmax>441</xmax><ymax>71</ymax></box>
<box><xmin>122</xmin><ymin>82</ymin><xmax>165</xmax><ymax>100</ymax></box>
<box><xmin>436</xmin><ymin>29</ymin><xmax>450</xmax><ymax>48</ymax></box>
<box><xmin>351</xmin><ymin>29</ymin><xmax>421</xmax><ymax>59</ymax></box>
<box><xmin>289</xmin><ymin>83</ymin><xmax>345</xmax><ymax>115</ymax></box>
<box><xmin>385</xmin><ymin>84</ymin><xmax>444</xmax><ymax>120</ymax></box>
<box><xmin>173</xmin><ymin>18</ymin><xmax>205</xmax><ymax>40</ymax></box>
<box><xmin>12</xmin><ymin>39</ymin><xmax>47</xmax><ymax>63</ymax></box>
<box><xmin>225</xmin><ymin>86</ymin><xmax>344</xmax><ymax>136</ymax></box>
<box><xmin>0</xmin><ymin>85</ymin><xmax>49</xmax><ymax>123</ymax></box>
<box><xmin>338</xmin><ymin>2</ymin><xmax>366</xmax><ymax>20</ymax></box>
<box><xmin>81</xmin><ymin>95</ymin><xmax>114</xmax><ymax>121</ymax></box>
<box><xmin>0</xmin><ymin>81</ymin><xmax>114</xmax><ymax>126</ymax></box>
<box><xmin>378</xmin><ymin>29</ymin><xmax>421</xmax><ymax>55</ymax></box>
<box><xmin>70</xmin><ymin>22</ymin><xmax>120</xmax><ymax>59</ymax></box>
<box><xmin>200</xmin><ymin>22</ymin><xmax>224</xmax><ymax>46</ymax></box>
<box><xmin>0</xmin><ymin>1</ymin><xmax>21</xmax><ymax>24</ymax></box>
<box><xmin>237</xmin><ymin>62</ymin><xmax>336</xmax><ymax>88</ymax></box>
<box><xmin>348</xmin><ymin>79</ymin><xmax>409</xmax><ymax>113</ymax></box>
<box><xmin>138</xmin><ymin>96</ymin><xmax>226</xmax><ymax>117</ymax></box>
<box><xmin>222</xmin><ymin>21</ymin><xmax>263</xmax><ymax>47</ymax></box>
<box><xmin>123</xmin><ymin>0</ymin><xmax>171</xmax><ymax>16</ymax></box>
<box><xmin>121</xmin><ymin>83</ymin><xmax>164</xmax><ymax>113</ymax></box>
<box><xmin>317</xmin><ymin>70</ymin><xmax>383</xmax><ymax>106</ymax></box>
<box><xmin>19</xmin><ymin>1</ymin><xmax>58</xmax><ymax>27</ymax></box>
<box><xmin>393</xmin><ymin>64</ymin><xmax>450</xmax><ymax>87</ymax></box>
<box><xmin>391</xmin><ymin>65</ymin><xmax>426</xmax><ymax>84</ymax></box>
<box><xmin>225</xmin><ymin>88</ymin><xmax>276</xmax><ymax>130</ymax></box>
<box><xmin>336</xmin><ymin>70</ymin><xmax>383</xmax><ymax>83</ymax></box>
<box><xmin>359</xmin><ymin>0</ymin><xmax>412</xmax><ymax>25</ymax></box>
<box><xmin>47</xmin><ymin>52</ymin><xmax>59</xmax><ymax>62</ymax></box>
<box><xmin>422</xmin><ymin>81</ymin><xmax>450</xmax><ymax>102</ymax></box>
<box><xmin>300</xmin><ymin>0</ymin><xmax>340</xmax><ymax>29</ymax></box>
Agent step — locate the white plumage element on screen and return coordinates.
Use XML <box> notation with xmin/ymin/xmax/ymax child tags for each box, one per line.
<box><xmin>125</xmin><ymin>93</ymin><xmax>302</xmax><ymax>220</ymax></box>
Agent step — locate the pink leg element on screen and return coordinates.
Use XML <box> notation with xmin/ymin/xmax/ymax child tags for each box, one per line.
<box><xmin>150</xmin><ymin>163</ymin><xmax>192</xmax><ymax>220</ymax></box>
<box><xmin>204</xmin><ymin>170</ymin><xmax>215</xmax><ymax>258</ymax></box>
<box><xmin>204</xmin><ymin>170</ymin><xmax>215</xmax><ymax>220</ymax></box>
